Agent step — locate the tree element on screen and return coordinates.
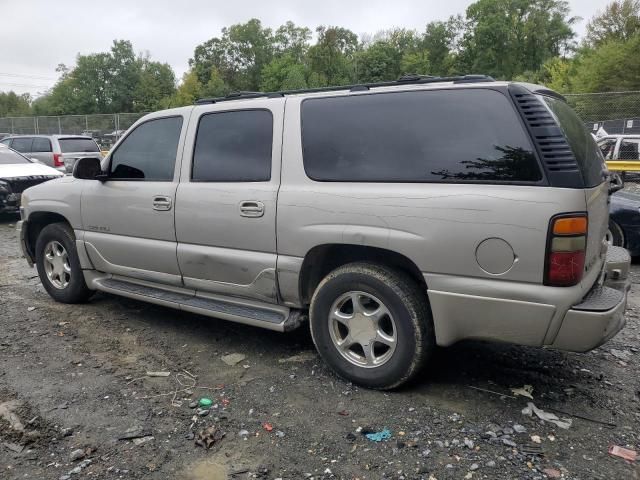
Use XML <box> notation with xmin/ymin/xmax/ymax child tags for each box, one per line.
<box><xmin>458</xmin><ymin>0</ymin><xmax>577</xmax><ymax>79</ymax></box>
<box><xmin>274</xmin><ymin>21</ymin><xmax>312</xmax><ymax>61</ymax></box>
<box><xmin>571</xmin><ymin>35</ymin><xmax>640</xmax><ymax>92</ymax></box>
<box><xmin>421</xmin><ymin>19</ymin><xmax>461</xmax><ymax>75</ymax></box>
<box><xmin>190</xmin><ymin>19</ymin><xmax>274</xmax><ymax>91</ymax></box>
<box><xmin>307</xmin><ymin>26</ymin><xmax>358</xmax><ymax>85</ymax></box>
<box><xmin>133</xmin><ymin>58</ymin><xmax>176</xmax><ymax>111</ymax></box>
<box><xmin>260</xmin><ymin>55</ymin><xmax>307</xmax><ymax>91</ymax></box>
<box><xmin>0</xmin><ymin>91</ymin><xmax>31</xmax><ymax>117</ymax></box>
<box><xmin>585</xmin><ymin>0</ymin><xmax>640</xmax><ymax>47</ymax></box>
<box><xmin>356</xmin><ymin>41</ymin><xmax>402</xmax><ymax>82</ymax></box>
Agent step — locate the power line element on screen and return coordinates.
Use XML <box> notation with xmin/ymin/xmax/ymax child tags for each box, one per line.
<box><xmin>0</xmin><ymin>72</ymin><xmax>56</xmax><ymax>80</ymax></box>
<box><xmin>0</xmin><ymin>82</ymin><xmax>51</xmax><ymax>89</ymax></box>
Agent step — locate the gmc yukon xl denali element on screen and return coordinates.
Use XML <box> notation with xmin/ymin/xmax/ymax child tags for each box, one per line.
<box><xmin>16</xmin><ymin>76</ymin><xmax>631</xmax><ymax>389</ymax></box>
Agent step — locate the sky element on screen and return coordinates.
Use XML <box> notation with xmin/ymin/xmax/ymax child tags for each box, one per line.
<box><xmin>1</xmin><ymin>0</ymin><xmax>606</xmax><ymax>97</ymax></box>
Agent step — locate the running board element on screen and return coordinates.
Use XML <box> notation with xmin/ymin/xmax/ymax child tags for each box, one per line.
<box><xmin>94</xmin><ymin>277</ymin><xmax>302</xmax><ymax>332</ymax></box>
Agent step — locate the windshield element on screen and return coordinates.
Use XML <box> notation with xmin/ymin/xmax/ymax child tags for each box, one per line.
<box><xmin>59</xmin><ymin>138</ymin><xmax>100</xmax><ymax>153</ymax></box>
<box><xmin>0</xmin><ymin>147</ymin><xmax>30</xmax><ymax>165</ymax></box>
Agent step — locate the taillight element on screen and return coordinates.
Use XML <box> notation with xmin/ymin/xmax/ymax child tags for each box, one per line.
<box><xmin>545</xmin><ymin>214</ymin><xmax>587</xmax><ymax>287</ymax></box>
<box><xmin>53</xmin><ymin>153</ymin><xmax>63</xmax><ymax>167</ymax></box>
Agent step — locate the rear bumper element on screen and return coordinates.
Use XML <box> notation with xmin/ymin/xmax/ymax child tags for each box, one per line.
<box><xmin>549</xmin><ymin>246</ymin><xmax>631</xmax><ymax>352</ymax></box>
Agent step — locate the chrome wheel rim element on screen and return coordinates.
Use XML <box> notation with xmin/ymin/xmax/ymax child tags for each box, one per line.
<box><xmin>43</xmin><ymin>240</ymin><xmax>71</xmax><ymax>289</ymax></box>
<box><xmin>328</xmin><ymin>291</ymin><xmax>397</xmax><ymax>368</ymax></box>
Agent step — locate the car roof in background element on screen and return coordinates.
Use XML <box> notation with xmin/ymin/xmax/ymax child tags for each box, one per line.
<box><xmin>3</xmin><ymin>134</ymin><xmax>94</xmax><ymax>140</ymax></box>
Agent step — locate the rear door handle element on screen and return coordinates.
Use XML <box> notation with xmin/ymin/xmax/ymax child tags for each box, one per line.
<box><xmin>152</xmin><ymin>196</ymin><xmax>172</xmax><ymax>211</ymax></box>
<box><xmin>239</xmin><ymin>201</ymin><xmax>264</xmax><ymax>217</ymax></box>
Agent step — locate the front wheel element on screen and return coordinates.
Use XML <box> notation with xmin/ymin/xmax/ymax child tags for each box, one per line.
<box><xmin>35</xmin><ymin>222</ymin><xmax>94</xmax><ymax>303</ymax></box>
<box><xmin>309</xmin><ymin>262</ymin><xmax>434</xmax><ymax>390</ymax></box>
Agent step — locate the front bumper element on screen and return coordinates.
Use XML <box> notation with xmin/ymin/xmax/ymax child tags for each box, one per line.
<box><xmin>550</xmin><ymin>245</ymin><xmax>631</xmax><ymax>352</ymax></box>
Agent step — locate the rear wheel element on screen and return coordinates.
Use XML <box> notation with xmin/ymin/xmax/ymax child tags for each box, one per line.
<box><xmin>35</xmin><ymin>222</ymin><xmax>94</xmax><ymax>303</ymax></box>
<box><xmin>605</xmin><ymin>220</ymin><xmax>625</xmax><ymax>248</ymax></box>
<box><xmin>309</xmin><ymin>262</ymin><xmax>434</xmax><ymax>390</ymax></box>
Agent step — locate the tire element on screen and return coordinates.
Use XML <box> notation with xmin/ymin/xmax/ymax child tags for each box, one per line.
<box><xmin>606</xmin><ymin>220</ymin><xmax>625</xmax><ymax>248</ymax></box>
<box><xmin>35</xmin><ymin>222</ymin><xmax>94</xmax><ymax>303</ymax></box>
<box><xmin>309</xmin><ymin>262</ymin><xmax>434</xmax><ymax>390</ymax></box>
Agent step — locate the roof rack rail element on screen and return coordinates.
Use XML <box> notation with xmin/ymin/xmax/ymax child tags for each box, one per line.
<box><xmin>194</xmin><ymin>74</ymin><xmax>495</xmax><ymax>105</ymax></box>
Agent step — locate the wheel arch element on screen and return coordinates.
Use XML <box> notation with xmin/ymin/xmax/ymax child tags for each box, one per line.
<box><xmin>298</xmin><ymin>244</ymin><xmax>427</xmax><ymax>307</ymax></box>
<box><xmin>25</xmin><ymin>211</ymin><xmax>73</xmax><ymax>262</ymax></box>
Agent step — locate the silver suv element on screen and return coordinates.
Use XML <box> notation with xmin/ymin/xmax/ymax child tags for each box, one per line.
<box><xmin>0</xmin><ymin>134</ymin><xmax>102</xmax><ymax>173</ymax></box>
<box><xmin>16</xmin><ymin>76</ymin><xmax>631</xmax><ymax>389</ymax></box>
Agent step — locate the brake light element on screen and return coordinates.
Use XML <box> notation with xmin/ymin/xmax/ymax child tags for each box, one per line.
<box><xmin>545</xmin><ymin>214</ymin><xmax>587</xmax><ymax>287</ymax></box>
<box><xmin>53</xmin><ymin>153</ymin><xmax>63</xmax><ymax>167</ymax></box>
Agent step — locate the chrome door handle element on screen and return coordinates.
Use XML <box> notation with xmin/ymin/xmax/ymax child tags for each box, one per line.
<box><xmin>239</xmin><ymin>201</ymin><xmax>264</xmax><ymax>217</ymax></box>
<box><xmin>152</xmin><ymin>196</ymin><xmax>172</xmax><ymax>211</ymax></box>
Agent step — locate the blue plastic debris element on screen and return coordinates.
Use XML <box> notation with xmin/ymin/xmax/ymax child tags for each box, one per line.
<box><xmin>365</xmin><ymin>428</ymin><xmax>392</xmax><ymax>442</ymax></box>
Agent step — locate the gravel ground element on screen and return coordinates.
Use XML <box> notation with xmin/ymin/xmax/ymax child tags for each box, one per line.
<box><xmin>0</xmin><ymin>213</ymin><xmax>639</xmax><ymax>480</ymax></box>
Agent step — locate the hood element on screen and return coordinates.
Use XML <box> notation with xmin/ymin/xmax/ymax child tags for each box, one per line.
<box><xmin>0</xmin><ymin>162</ymin><xmax>64</xmax><ymax>180</ymax></box>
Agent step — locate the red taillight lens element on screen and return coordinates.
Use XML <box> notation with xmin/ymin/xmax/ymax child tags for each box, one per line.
<box><xmin>547</xmin><ymin>251</ymin><xmax>586</xmax><ymax>286</ymax></box>
<box><xmin>545</xmin><ymin>214</ymin><xmax>587</xmax><ymax>287</ymax></box>
<box><xmin>53</xmin><ymin>153</ymin><xmax>63</xmax><ymax>167</ymax></box>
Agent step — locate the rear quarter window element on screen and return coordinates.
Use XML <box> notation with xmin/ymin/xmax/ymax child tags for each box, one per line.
<box><xmin>541</xmin><ymin>96</ymin><xmax>605</xmax><ymax>187</ymax></box>
<box><xmin>301</xmin><ymin>89</ymin><xmax>542</xmax><ymax>183</ymax></box>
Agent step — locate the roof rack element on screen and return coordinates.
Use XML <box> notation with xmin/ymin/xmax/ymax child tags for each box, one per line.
<box><xmin>194</xmin><ymin>74</ymin><xmax>495</xmax><ymax>105</ymax></box>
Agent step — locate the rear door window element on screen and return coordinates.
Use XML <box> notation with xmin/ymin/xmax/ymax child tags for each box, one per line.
<box><xmin>541</xmin><ymin>96</ymin><xmax>605</xmax><ymax>187</ymax></box>
<box><xmin>11</xmin><ymin>137</ymin><xmax>33</xmax><ymax>153</ymax></box>
<box><xmin>59</xmin><ymin>138</ymin><xmax>100</xmax><ymax>153</ymax></box>
<box><xmin>619</xmin><ymin>139</ymin><xmax>640</xmax><ymax>160</ymax></box>
<box><xmin>192</xmin><ymin>110</ymin><xmax>273</xmax><ymax>182</ymax></box>
<box><xmin>32</xmin><ymin>137</ymin><xmax>52</xmax><ymax>152</ymax></box>
<box><xmin>301</xmin><ymin>89</ymin><xmax>542</xmax><ymax>182</ymax></box>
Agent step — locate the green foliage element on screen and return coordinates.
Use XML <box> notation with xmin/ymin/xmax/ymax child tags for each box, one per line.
<box><xmin>0</xmin><ymin>91</ymin><xmax>31</xmax><ymax>117</ymax></box>
<box><xmin>459</xmin><ymin>0</ymin><xmax>576</xmax><ymax>79</ymax></box>
<box><xmin>585</xmin><ymin>0</ymin><xmax>640</xmax><ymax>47</ymax></box>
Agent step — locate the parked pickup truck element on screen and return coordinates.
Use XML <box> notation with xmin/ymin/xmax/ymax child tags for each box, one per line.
<box><xmin>16</xmin><ymin>76</ymin><xmax>631</xmax><ymax>389</ymax></box>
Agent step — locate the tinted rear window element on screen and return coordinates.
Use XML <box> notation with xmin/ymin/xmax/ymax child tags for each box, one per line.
<box><xmin>59</xmin><ymin>138</ymin><xmax>100</xmax><ymax>153</ymax></box>
<box><xmin>0</xmin><ymin>148</ymin><xmax>30</xmax><ymax>165</ymax></box>
<box><xmin>541</xmin><ymin>96</ymin><xmax>605</xmax><ymax>187</ymax></box>
<box><xmin>301</xmin><ymin>89</ymin><xmax>542</xmax><ymax>183</ymax></box>
<box><xmin>11</xmin><ymin>137</ymin><xmax>33</xmax><ymax>153</ymax></box>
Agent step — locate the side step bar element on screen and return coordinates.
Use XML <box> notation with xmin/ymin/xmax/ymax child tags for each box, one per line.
<box><xmin>93</xmin><ymin>277</ymin><xmax>304</xmax><ymax>332</ymax></box>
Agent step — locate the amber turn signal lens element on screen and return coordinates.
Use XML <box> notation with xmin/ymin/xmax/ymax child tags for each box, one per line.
<box><xmin>552</xmin><ymin>216</ymin><xmax>587</xmax><ymax>235</ymax></box>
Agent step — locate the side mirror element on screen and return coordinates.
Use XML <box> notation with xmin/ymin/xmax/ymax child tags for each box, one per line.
<box><xmin>73</xmin><ymin>157</ymin><xmax>105</xmax><ymax>180</ymax></box>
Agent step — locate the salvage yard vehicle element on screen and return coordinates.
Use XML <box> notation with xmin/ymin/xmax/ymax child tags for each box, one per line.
<box><xmin>16</xmin><ymin>75</ymin><xmax>632</xmax><ymax>389</ymax></box>
<box><xmin>609</xmin><ymin>190</ymin><xmax>640</xmax><ymax>256</ymax></box>
<box><xmin>0</xmin><ymin>134</ymin><xmax>102</xmax><ymax>173</ymax></box>
<box><xmin>0</xmin><ymin>144</ymin><xmax>62</xmax><ymax>214</ymax></box>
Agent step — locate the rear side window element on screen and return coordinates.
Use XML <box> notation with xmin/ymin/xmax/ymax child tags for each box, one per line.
<box><xmin>59</xmin><ymin>138</ymin><xmax>100</xmax><ymax>153</ymax></box>
<box><xmin>11</xmin><ymin>137</ymin><xmax>33</xmax><ymax>153</ymax></box>
<box><xmin>32</xmin><ymin>137</ymin><xmax>52</xmax><ymax>152</ymax></box>
<box><xmin>542</xmin><ymin>96</ymin><xmax>605</xmax><ymax>187</ymax></box>
<box><xmin>192</xmin><ymin>110</ymin><xmax>273</xmax><ymax>182</ymax></box>
<box><xmin>301</xmin><ymin>89</ymin><xmax>541</xmax><ymax>183</ymax></box>
<box><xmin>619</xmin><ymin>139</ymin><xmax>640</xmax><ymax>160</ymax></box>
<box><xmin>110</xmin><ymin>116</ymin><xmax>183</xmax><ymax>181</ymax></box>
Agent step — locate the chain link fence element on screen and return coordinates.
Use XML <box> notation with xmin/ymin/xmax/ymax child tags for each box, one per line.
<box><xmin>0</xmin><ymin>112</ymin><xmax>148</xmax><ymax>149</ymax></box>
<box><xmin>565</xmin><ymin>91</ymin><xmax>640</xmax><ymax>136</ymax></box>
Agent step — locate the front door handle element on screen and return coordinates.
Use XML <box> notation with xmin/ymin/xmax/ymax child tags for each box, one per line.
<box><xmin>239</xmin><ymin>200</ymin><xmax>264</xmax><ymax>217</ymax></box>
<box><xmin>152</xmin><ymin>196</ymin><xmax>172</xmax><ymax>211</ymax></box>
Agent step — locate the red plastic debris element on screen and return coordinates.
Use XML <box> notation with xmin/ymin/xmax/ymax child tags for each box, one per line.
<box><xmin>608</xmin><ymin>445</ymin><xmax>637</xmax><ymax>462</ymax></box>
<box><xmin>221</xmin><ymin>398</ymin><xmax>230</xmax><ymax>407</ymax></box>
<box><xmin>338</xmin><ymin>410</ymin><xmax>349</xmax><ymax>416</ymax></box>
<box><xmin>262</xmin><ymin>422</ymin><xmax>273</xmax><ymax>432</ymax></box>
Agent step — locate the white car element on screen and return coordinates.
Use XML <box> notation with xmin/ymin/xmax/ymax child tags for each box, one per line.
<box><xmin>0</xmin><ymin>144</ymin><xmax>63</xmax><ymax>214</ymax></box>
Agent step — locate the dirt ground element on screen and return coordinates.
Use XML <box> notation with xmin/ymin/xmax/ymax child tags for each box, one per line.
<box><xmin>1</xmin><ymin>214</ymin><xmax>639</xmax><ymax>480</ymax></box>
